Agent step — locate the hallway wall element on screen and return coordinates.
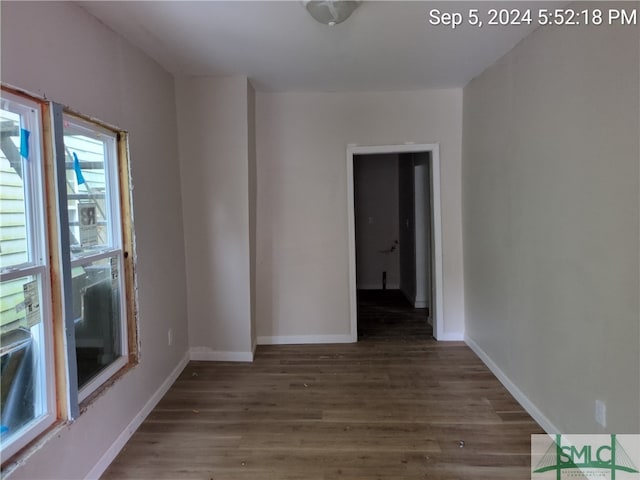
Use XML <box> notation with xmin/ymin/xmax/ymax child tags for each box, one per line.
<box><xmin>354</xmin><ymin>154</ymin><xmax>400</xmax><ymax>290</ymax></box>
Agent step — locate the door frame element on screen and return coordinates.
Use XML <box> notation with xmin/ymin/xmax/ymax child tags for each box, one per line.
<box><xmin>346</xmin><ymin>143</ymin><xmax>444</xmax><ymax>341</ymax></box>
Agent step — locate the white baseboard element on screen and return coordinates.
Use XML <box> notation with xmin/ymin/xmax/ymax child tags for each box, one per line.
<box><xmin>190</xmin><ymin>347</ymin><xmax>254</xmax><ymax>362</ymax></box>
<box><xmin>414</xmin><ymin>300</ymin><xmax>428</xmax><ymax>308</ymax></box>
<box><xmin>85</xmin><ymin>350</ymin><xmax>190</xmax><ymax>480</ymax></box>
<box><xmin>257</xmin><ymin>334</ymin><xmax>354</xmax><ymax>345</ymax></box>
<box><xmin>465</xmin><ymin>335</ymin><xmax>559</xmax><ymax>435</ymax></box>
<box><xmin>435</xmin><ymin>331</ymin><xmax>464</xmax><ymax>341</ymax></box>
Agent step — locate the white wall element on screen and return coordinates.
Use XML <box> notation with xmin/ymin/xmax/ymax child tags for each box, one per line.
<box><xmin>1</xmin><ymin>2</ymin><xmax>189</xmax><ymax>478</ymax></box>
<box><xmin>354</xmin><ymin>154</ymin><xmax>400</xmax><ymax>290</ymax></box>
<box><xmin>462</xmin><ymin>4</ymin><xmax>639</xmax><ymax>433</ymax></box>
<box><xmin>398</xmin><ymin>153</ymin><xmax>416</xmax><ymax>303</ymax></box>
<box><xmin>175</xmin><ymin>76</ymin><xmax>254</xmax><ymax>360</ymax></box>
<box><xmin>414</xmin><ymin>152</ymin><xmax>431</xmax><ymax>310</ymax></box>
<box><xmin>256</xmin><ymin>89</ymin><xmax>464</xmax><ymax>340</ymax></box>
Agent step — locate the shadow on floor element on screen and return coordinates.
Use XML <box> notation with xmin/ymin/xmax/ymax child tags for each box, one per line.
<box><xmin>357</xmin><ymin>289</ymin><xmax>432</xmax><ymax>341</ymax></box>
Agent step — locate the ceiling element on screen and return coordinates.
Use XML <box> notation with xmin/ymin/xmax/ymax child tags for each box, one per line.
<box><xmin>80</xmin><ymin>1</ymin><xmax>562</xmax><ymax>92</ymax></box>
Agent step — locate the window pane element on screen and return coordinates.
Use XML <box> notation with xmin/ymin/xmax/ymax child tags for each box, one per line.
<box><xmin>63</xmin><ymin>124</ymin><xmax>114</xmax><ymax>258</ymax></box>
<box><xmin>74</xmin><ymin>256</ymin><xmax>123</xmax><ymax>389</ymax></box>
<box><xmin>0</xmin><ymin>92</ymin><xmax>52</xmax><ymax>457</ymax></box>
<box><xmin>0</xmin><ymin>274</ymin><xmax>48</xmax><ymax>443</ymax></box>
<box><xmin>0</xmin><ymin>108</ymin><xmax>28</xmax><ymax>269</ymax></box>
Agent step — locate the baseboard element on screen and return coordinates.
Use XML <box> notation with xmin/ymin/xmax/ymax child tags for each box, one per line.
<box><xmin>435</xmin><ymin>331</ymin><xmax>464</xmax><ymax>341</ymax></box>
<box><xmin>465</xmin><ymin>334</ymin><xmax>559</xmax><ymax>435</ymax></box>
<box><xmin>190</xmin><ymin>347</ymin><xmax>254</xmax><ymax>362</ymax></box>
<box><xmin>414</xmin><ymin>300</ymin><xmax>428</xmax><ymax>308</ymax></box>
<box><xmin>85</xmin><ymin>350</ymin><xmax>190</xmax><ymax>480</ymax></box>
<box><xmin>257</xmin><ymin>334</ymin><xmax>354</xmax><ymax>345</ymax></box>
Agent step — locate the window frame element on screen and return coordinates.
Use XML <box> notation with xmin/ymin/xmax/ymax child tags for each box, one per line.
<box><xmin>0</xmin><ymin>91</ymin><xmax>57</xmax><ymax>460</ymax></box>
<box><xmin>0</xmin><ymin>87</ymin><xmax>138</xmax><ymax>463</ymax></box>
<box><xmin>58</xmin><ymin>112</ymin><xmax>129</xmax><ymax>403</ymax></box>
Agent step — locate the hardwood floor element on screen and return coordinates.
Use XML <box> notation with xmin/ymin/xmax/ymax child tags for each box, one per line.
<box><xmin>102</xmin><ymin>295</ymin><xmax>543</xmax><ymax>479</ymax></box>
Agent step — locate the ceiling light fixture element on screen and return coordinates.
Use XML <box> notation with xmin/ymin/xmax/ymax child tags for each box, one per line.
<box><xmin>302</xmin><ymin>0</ymin><xmax>361</xmax><ymax>26</ymax></box>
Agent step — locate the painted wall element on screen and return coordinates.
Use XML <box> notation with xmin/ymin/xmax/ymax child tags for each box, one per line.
<box><xmin>462</xmin><ymin>4</ymin><xmax>639</xmax><ymax>433</ymax></box>
<box><xmin>414</xmin><ymin>152</ymin><xmax>431</xmax><ymax>310</ymax></box>
<box><xmin>398</xmin><ymin>153</ymin><xmax>416</xmax><ymax>303</ymax></box>
<box><xmin>256</xmin><ymin>89</ymin><xmax>464</xmax><ymax>340</ymax></box>
<box><xmin>354</xmin><ymin>154</ymin><xmax>400</xmax><ymax>290</ymax></box>
<box><xmin>175</xmin><ymin>76</ymin><xmax>254</xmax><ymax>359</ymax></box>
<box><xmin>1</xmin><ymin>1</ymin><xmax>189</xmax><ymax>478</ymax></box>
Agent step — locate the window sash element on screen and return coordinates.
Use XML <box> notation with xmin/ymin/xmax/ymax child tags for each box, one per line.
<box><xmin>0</xmin><ymin>93</ymin><xmax>46</xmax><ymax>271</ymax></box>
<box><xmin>53</xmin><ymin>106</ymin><xmax>129</xmax><ymax>409</ymax></box>
<box><xmin>0</xmin><ymin>92</ymin><xmax>56</xmax><ymax>461</ymax></box>
<box><xmin>62</xmin><ymin>115</ymin><xmax>121</xmax><ymax>258</ymax></box>
<box><xmin>0</xmin><ymin>268</ymin><xmax>56</xmax><ymax>460</ymax></box>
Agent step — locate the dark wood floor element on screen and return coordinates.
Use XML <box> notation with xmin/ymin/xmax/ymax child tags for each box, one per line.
<box><xmin>102</xmin><ymin>292</ymin><xmax>543</xmax><ymax>479</ymax></box>
<box><xmin>357</xmin><ymin>289</ymin><xmax>432</xmax><ymax>341</ymax></box>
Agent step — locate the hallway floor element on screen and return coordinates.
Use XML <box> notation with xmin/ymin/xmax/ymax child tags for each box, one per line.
<box><xmin>102</xmin><ymin>295</ymin><xmax>543</xmax><ymax>479</ymax></box>
<box><xmin>357</xmin><ymin>289</ymin><xmax>432</xmax><ymax>341</ymax></box>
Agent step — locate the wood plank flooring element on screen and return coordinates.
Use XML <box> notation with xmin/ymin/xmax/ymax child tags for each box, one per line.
<box><xmin>103</xmin><ymin>293</ymin><xmax>543</xmax><ymax>479</ymax></box>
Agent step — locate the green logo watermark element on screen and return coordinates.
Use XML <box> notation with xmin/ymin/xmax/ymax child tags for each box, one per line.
<box><xmin>531</xmin><ymin>434</ymin><xmax>640</xmax><ymax>479</ymax></box>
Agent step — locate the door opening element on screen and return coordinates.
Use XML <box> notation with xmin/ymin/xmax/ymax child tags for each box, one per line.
<box><xmin>347</xmin><ymin>144</ymin><xmax>444</xmax><ymax>341</ymax></box>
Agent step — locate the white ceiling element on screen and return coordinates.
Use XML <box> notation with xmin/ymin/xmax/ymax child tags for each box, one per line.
<box><xmin>80</xmin><ymin>1</ymin><xmax>562</xmax><ymax>92</ymax></box>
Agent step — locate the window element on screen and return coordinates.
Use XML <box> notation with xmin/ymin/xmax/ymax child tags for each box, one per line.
<box><xmin>0</xmin><ymin>88</ymin><xmax>137</xmax><ymax>462</ymax></box>
<box><xmin>61</xmin><ymin>115</ymin><xmax>128</xmax><ymax>400</ymax></box>
<box><xmin>0</xmin><ymin>92</ymin><xmax>56</xmax><ymax>459</ymax></box>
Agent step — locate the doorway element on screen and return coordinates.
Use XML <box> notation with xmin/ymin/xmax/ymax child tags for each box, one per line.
<box><xmin>347</xmin><ymin>144</ymin><xmax>444</xmax><ymax>341</ymax></box>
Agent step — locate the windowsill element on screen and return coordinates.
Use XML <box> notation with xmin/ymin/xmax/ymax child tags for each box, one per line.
<box><xmin>79</xmin><ymin>359</ymin><xmax>138</xmax><ymax>413</ymax></box>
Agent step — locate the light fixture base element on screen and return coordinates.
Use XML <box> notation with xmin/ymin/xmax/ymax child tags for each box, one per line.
<box><xmin>302</xmin><ymin>0</ymin><xmax>361</xmax><ymax>26</ymax></box>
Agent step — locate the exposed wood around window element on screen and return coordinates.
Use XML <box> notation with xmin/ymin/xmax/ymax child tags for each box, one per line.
<box><xmin>117</xmin><ymin>132</ymin><xmax>139</xmax><ymax>365</ymax></box>
<box><xmin>41</xmin><ymin>101</ymin><xmax>69</xmax><ymax>421</ymax></box>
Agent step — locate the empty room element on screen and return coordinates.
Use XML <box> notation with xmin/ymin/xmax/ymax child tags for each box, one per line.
<box><xmin>0</xmin><ymin>1</ymin><xmax>638</xmax><ymax>479</ymax></box>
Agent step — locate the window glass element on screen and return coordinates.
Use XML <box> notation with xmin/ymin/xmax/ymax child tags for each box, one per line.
<box><xmin>0</xmin><ymin>93</ymin><xmax>53</xmax><ymax>457</ymax></box>
<box><xmin>63</xmin><ymin>125</ymin><xmax>114</xmax><ymax>257</ymax></box>
<box><xmin>0</xmin><ymin>109</ymin><xmax>29</xmax><ymax>269</ymax></box>
<box><xmin>73</xmin><ymin>256</ymin><xmax>122</xmax><ymax>388</ymax></box>
<box><xmin>0</xmin><ymin>275</ymin><xmax>47</xmax><ymax>436</ymax></box>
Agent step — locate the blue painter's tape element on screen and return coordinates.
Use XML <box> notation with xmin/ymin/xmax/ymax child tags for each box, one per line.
<box><xmin>20</xmin><ymin>128</ymin><xmax>30</xmax><ymax>159</ymax></box>
<box><xmin>73</xmin><ymin>152</ymin><xmax>86</xmax><ymax>185</ymax></box>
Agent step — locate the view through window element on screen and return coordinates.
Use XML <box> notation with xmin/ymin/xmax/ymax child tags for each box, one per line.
<box><xmin>0</xmin><ymin>89</ymin><xmax>136</xmax><ymax>462</ymax></box>
<box><xmin>0</xmin><ymin>92</ymin><xmax>55</xmax><ymax>459</ymax></box>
